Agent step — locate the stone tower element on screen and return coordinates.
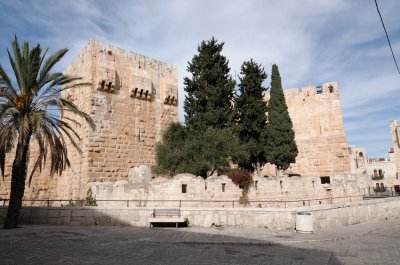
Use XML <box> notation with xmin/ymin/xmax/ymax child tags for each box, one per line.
<box><xmin>262</xmin><ymin>82</ymin><xmax>351</xmax><ymax>176</ymax></box>
<box><xmin>0</xmin><ymin>41</ymin><xmax>179</xmax><ymax>200</ymax></box>
<box><xmin>54</xmin><ymin>40</ymin><xmax>179</xmax><ymax>199</ymax></box>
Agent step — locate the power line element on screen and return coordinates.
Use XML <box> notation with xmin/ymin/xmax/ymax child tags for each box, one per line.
<box><xmin>374</xmin><ymin>0</ymin><xmax>400</xmax><ymax>76</ymax></box>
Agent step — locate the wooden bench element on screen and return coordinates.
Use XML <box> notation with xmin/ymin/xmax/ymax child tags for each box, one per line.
<box><xmin>148</xmin><ymin>208</ymin><xmax>185</xmax><ymax>228</ymax></box>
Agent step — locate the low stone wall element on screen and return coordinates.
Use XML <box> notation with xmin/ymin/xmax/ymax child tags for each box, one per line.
<box><xmin>1</xmin><ymin>197</ymin><xmax>399</xmax><ymax>230</ymax></box>
<box><xmin>87</xmin><ymin>166</ymin><xmax>388</xmax><ymax>209</ymax></box>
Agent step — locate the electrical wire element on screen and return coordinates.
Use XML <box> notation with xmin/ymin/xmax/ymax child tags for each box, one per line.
<box><xmin>374</xmin><ymin>0</ymin><xmax>400</xmax><ymax>75</ymax></box>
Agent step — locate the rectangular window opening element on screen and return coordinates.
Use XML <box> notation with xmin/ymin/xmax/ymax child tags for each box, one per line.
<box><xmin>222</xmin><ymin>183</ymin><xmax>225</xmax><ymax>192</ymax></box>
<box><xmin>182</xmin><ymin>184</ymin><xmax>187</xmax><ymax>193</ymax></box>
<box><xmin>320</xmin><ymin>176</ymin><xmax>331</xmax><ymax>184</ymax></box>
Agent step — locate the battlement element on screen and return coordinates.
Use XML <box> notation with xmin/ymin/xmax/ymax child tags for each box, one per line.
<box><xmin>283</xmin><ymin>81</ymin><xmax>339</xmax><ymax>99</ymax></box>
<box><xmin>65</xmin><ymin>40</ymin><xmax>178</xmax><ymax>105</ymax></box>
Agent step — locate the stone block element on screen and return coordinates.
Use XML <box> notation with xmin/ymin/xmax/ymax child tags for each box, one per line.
<box><xmin>72</xmin><ymin>209</ymin><xmax>86</xmax><ymax>217</ymax></box>
<box><xmin>48</xmin><ymin>217</ymin><xmax>62</xmax><ymax>225</ymax></box>
<box><xmin>70</xmin><ymin>220</ymin><xmax>82</xmax><ymax>226</ymax></box>
<box><xmin>61</xmin><ymin>216</ymin><xmax>71</xmax><ymax>224</ymax></box>
<box><xmin>96</xmin><ymin>216</ymin><xmax>112</xmax><ymax>226</ymax></box>
<box><xmin>48</xmin><ymin>210</ymin><xmax>61</xmax><ymax>218</ymax></box>
<box><xmin>60</xmin><ymin>210</ymin><xmax>72</xmax><ymax>217</ymax></box>
<box><xmin>33</xmin><ymin>209</ymin><xmax>48</xmax><ymax>218</ymax></box>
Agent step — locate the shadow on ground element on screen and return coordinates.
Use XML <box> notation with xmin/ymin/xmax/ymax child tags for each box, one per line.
<box><xmin>0</xmin><ymin>225</ymin><xmax>342</xmax><ymax>265</ymax></box>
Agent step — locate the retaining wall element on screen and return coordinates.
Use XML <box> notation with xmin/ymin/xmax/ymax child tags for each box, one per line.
<box><xmin>1</xmin><ymin>197</ymin><xmax>399</xmax><ymax>230</ymax></box>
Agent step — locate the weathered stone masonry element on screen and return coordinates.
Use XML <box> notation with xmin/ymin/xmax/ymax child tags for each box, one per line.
<box><xmin>61</xmin><ymin>40</ymin><xmax>179</xmax><ymax>198</ymax></box>
<box><xmin>262</xmin><ymin>82</ymin><xmax>351</xmax><ymax>176</ymax></box>
<box><xmin>0</xmin><ymin>40</ymin><xmax>179</xmax><ymax>200</ymax></box>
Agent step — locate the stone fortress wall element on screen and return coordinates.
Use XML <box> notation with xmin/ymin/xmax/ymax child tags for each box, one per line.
<box><xmin>0</xmin><ymin>41</ymin><xmax>398</xmax><ymax>205</ymax></box>
<box><xmin>0</xmin><ymin>40</ymin><xmax>178</xmax><ymax>200</ymax></box>
<box><xmin>89</xmin><ymin>165</ymin><xmax>371</xmax><ymax>208</ymax></box>
<box><xmin>262</xmin><ymin>82</ymin><xmax>351</xmax><ymax>177</ymax></box>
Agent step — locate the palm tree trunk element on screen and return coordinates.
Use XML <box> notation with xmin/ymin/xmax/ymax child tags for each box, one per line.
<box><xmin>4</xmin><ymin>131</ymin><xmax>31</xmax><ymax>229</ymax></box>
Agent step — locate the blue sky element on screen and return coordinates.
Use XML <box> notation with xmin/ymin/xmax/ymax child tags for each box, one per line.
<box><xmin>0</xmin><ymin>0</ymin><xmax>399</xmax><ymax>157</ymax></box>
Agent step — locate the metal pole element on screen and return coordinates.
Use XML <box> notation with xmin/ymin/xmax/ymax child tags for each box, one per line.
<box><xmin>47</xmin><ymin>199</ymin><xmax>50</xmax><ymax>207</ymax></box>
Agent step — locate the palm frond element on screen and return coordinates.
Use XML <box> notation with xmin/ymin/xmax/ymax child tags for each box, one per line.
<box><xmin>38</xmin><ymin>48</ymin><xmax>68</xmax><ymax>87</ymax></box>
<box><xmin>0</xmin><ymin>64</ymin><xmax>17</xmax><ymax>96</ymax></box>
<box><xmin>60</xmin><ymin>98</ymin><xmax>95</xmax><ymax>130</ymax></box>
<box><xmin>0</xmin><ymin>123</ymin><xmax>16</xmax><ymax>178</ymax></box>
<box><xmin>0</xmin><ymin>36</ymin><xmax>94</xmax><ymax>185</ymax></box>
<box><xmin>28</xmin><ymin>133</ymin><xmax>46</xmax><ymax>186</ymax></box>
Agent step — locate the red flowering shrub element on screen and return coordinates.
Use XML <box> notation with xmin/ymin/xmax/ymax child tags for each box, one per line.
<box><xmin>225</xmin><ymin>168</ymin><xmax>253</xmax><ymax>191</ymax></box>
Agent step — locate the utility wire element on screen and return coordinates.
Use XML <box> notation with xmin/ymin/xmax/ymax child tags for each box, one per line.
<box><xmin>374</xmin><ymin>0</ymin><xmax>400</xmax><ymax>75</ymax></box>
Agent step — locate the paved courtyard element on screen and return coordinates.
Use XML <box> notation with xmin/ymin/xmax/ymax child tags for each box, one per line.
<box><xmin>0</xmin><ymin>219</ymin><xmax>399</xmax><ymax>265</ymax></box>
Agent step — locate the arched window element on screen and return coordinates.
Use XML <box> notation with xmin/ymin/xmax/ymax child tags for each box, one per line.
<box><xmin>373</xmin><ymin>169</ymin><xmax>378</xmax><ymax>177</ymax></box>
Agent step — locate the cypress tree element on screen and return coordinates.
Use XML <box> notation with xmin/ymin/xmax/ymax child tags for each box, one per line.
<box><xmin>183</xmin><ymin>37</ymin><xmax>236</xmax><ymax>131</ymax></box>
<box><xmin>265</xmin><ymin>64</ymin><xmax>298</xmax><ymax>175</ymax></box>
<box><xmin>234</xmin><ymin>59</ymin><xmax>268</xmax><ymax>173</ymax></box>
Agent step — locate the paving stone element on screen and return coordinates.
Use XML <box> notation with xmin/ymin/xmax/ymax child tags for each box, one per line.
<box><xmin>0</xmin><ymin>219</ymin><xmax>399</xmax><ymax>264</ymax></box>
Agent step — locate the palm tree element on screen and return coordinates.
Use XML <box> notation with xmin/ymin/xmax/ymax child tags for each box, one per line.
<box><xmin>0</xmin><ymin>36</ymin><xmax>94</xmax><ymax>228</ymax></box>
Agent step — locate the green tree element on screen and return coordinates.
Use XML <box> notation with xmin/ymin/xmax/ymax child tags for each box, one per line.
<box><xmin>153</xmin><ymin>122</ymin><xmax>188</xmax><ymax>176</ymax></box>
<box><xmin>155</xmin><ymin>38</ymin><xmax>245</xmax><ymax>178</ymax></box>
<box><xmin>183</xmin><ymin>37</ymin><xmax>236</xmax><ymax>131</ymax></box>
<box><xmin>0</xmin><ymin>37</ymin><xmax>94</xmax><ymax>228</ymax></box>
<box><xmin>154</xmin><ymin>123</ymin><xmax>246</xmax><ymax>178</ymax></box>
<box><xmin>234</xmin><ymin>59</ymin><xmax>268</xmax><ymax>174</ymax></box>
<box><xmin>265</xmin><ymin>64</ymin><xmax>298</xmax><ymax>176</ymax></box>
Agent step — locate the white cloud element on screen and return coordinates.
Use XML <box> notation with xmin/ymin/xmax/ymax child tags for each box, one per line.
<box><xmin>1</xmin><ymin>0</ymin><xmax>399</xmax><ymax>157</ymax></box>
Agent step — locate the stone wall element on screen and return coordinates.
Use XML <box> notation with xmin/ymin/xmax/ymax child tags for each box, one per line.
<box><xmin>348</xmin><ymin>120</ymin><xmax>400</xmax><ymax>190</ymax></box>
<box><xmin>348</xmin><ymin>146</ymin><xmax>367</xmax><ymax>175</ymax></box>
<box><xmin>87</xmin><ymin>166</ymin><xmax>376</xmax><ymax>208</ymax></box>
<box><xmin>2</xmin><ymin>197</ymin><xmax>399</xmax><ymax>230</ymax></box>
<box><xmin>390</xmin><ymin>120</ymin><xmax>400</xmax><ymax>177</ymax></box>
<box><xmin>0</xmin><ymin>40</ymin><xmax>179</xmax><ymax>200</ymax></box>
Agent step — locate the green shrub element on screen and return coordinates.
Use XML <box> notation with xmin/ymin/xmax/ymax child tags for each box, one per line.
<box><xmin>83</xmin><ymin>188</ymin><xmax>97</xmax><ymax>206</ymax></box>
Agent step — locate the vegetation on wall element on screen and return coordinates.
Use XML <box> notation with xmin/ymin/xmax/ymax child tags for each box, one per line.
<box><xmin>223</xmin><ymin>168</ymin><xmax>253</xmax><ymax>202</ymax></box>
